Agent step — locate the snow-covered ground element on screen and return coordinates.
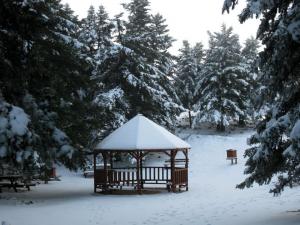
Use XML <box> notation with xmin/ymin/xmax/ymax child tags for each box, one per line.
<box><xmin>1</xmin><ymin>130</ymin><xmax>300</xmax><ymax>225</ymax></box>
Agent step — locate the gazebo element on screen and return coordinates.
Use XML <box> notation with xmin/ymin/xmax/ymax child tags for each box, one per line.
<box><xmin>93</xmin><ymin>114</ymin><xmax>191</xmax><ymax>193</ymax></box>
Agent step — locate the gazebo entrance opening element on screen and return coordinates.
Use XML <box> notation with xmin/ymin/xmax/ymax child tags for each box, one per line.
<box><xmin>93</xmin><ymin>149</ymin><xmax>189</xmax><ymax>193</ymax></box>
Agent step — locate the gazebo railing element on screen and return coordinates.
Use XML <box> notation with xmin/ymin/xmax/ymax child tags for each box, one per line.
<box><xmin>174</xmin><ymin>168</ymin><xmax>188</xmax><ymax>185</ymax></box>
<box><xmin>108</xmin><ymin>169</ymin><xmax>136</xmax><ymax>186</ymax></box>
<box><xmin>94</xmin><ymin>166</ymin><xmax>188</xmax><ymax>190</ymax></box>
<box><xmin>142</xmin><ymin>167</ymin><xmax>171</xmax><ymax>182</ymax></box>
<box><xmin>94</xmin><ymin>148</ymin><xmax>189</xmax><ymax>193</ymax></box>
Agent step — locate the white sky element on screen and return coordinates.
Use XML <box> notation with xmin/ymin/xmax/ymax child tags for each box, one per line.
<box><xmin>62</xmin><ymin>0</ymin><xmax>260</xmax><ymax>54</ymax></box>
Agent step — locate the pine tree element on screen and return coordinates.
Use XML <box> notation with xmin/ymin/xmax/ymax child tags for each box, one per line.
<box><xmin>193</xmin><ymin>25</ymin><xmax>249</xmax><ymax>131</ymax></box>
<box><xmin>78</xmin><ymin>6</ymin><xmax>128</xmax><ymax>137</ymax></box>
<box><xmin>223</xmin><ymin>0</ymin><xmax>300</xmax><ymax>194</ymax></box>
<box><xmin>96</xmin><ymin>5</ymin><xmax>113</xmax><ymax>50</ymax></box>
<box><xmin>193</xmin><ymin>42</ymin><xmax>205</xmax><ymax>71</ymax></box>
<box><xmin>122</xmin><ymin>0</ymin><xmax>153</xmax><ymax>58</ymax></box>
<box><xmin>175</xmin><ymin>41</ymin><xmax>204</xmax><ymax>128</ymax></box>
<box><xmin>0</xmin><ymin>0</ymin><xmax>95</xmax><ymax>174</ymax></box>
<box><xmin>93</xmin><ymin>5</ymin><xmax>115</xmax><ymax>80</ymax></box>
<box><xmin>79</xmin><ymin>5</ymin><xmax>97</xmax><ymax>56</ymax></box>
<box><xmin>92</xmin><ymin>13</ymin><xmax>129</xmax><ymax>136</ymax></box>
<box><xmin>96</xmin><ymin>0</ymin><xmax>180</xmax><ymax>128</ymax></box>
<box><xmin>192</xmin><ymin>42</ymin><xmax>205</xmax><ymax>102</ymax></box>
<box><xmin>150</xmin><ymin>14</ymin><xmax>174</xmax><ymax>62</ymax></box>
<box><xmin>241</xmin><ymin>37</ymin><xmax>260</xmax><ymax>122</ymax></box>
<box><xmin>149</xmin><ymin>13</ymin><xmax>180</xmax><ymax>119</ymax></box>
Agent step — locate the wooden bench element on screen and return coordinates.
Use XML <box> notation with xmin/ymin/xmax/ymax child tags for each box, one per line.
<box><xmin>0</xmin><ymin>182</ymin><xmax>35</xmax><ymax>192</ymax></box>
<box><xmin>164</xmin><ymin>159</ymin><xmax>187</xmax><ymax>167</ymax></box>
<box><xmin>0</xmin><ymin>175</ymin><xmax>36</xmax><ymax>192</ymax></box>
<box><xmin>226</xmin><ymin>149</ymin><xmax>237</xmax><ymax>164</ymax></box>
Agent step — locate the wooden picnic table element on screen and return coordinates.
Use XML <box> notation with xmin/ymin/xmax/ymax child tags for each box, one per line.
<box><xmin>0</xmin><ymin>175</ymin><xmax>34</xmax><ymax>192</ymax></box>
<box><xmin>0</xmin><ymin>175</ymin><xmax>23</xmax><ymax>182</ymax></box>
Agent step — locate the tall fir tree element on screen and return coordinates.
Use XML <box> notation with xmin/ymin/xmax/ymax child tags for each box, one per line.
<box><xmin>241</xmin><ymin>36</ymin><xmax>260</xmax><ymax>122</ymax></box>
<box><xmin>78</xmin><ymin>5</ymin><xmax>120</xmax><ymax>140</ymax></box>
<box><xmin>93</xmin><ymin>4</ymin><xmax>114</xmax><ymax>69</ymax></box>
<box><xmin>223</xmin><ymin>0</ymin><xmax>300</xmax><ymax>194</ymax></box>
<box><xmin>78</xmin><ymin>5</ymin><xmax>97</xmax><ymax>57</ymax></box>
<box><xmin>193</xmin><ymin>25</ymin><xmax>249</xmax><ymax>131</ymax></box>
<box><xmin>193</xmin><ymin>42</ymin><xmax>205</xmax><ymax>71</ymax></box>
<box><xmin>0</xmin><ymin>0</ymin><xmax>95</xmax><ymax>174</ymax></box>
<box><xmin>96</xmin><ymin>5</ymin><xmax>113</xmax><ymax>50</ymax></box>
<box><xmin>175</xmin><ymin>41</ymin><xmax>204</xmax><ymax>128</ymax></box>
<box><xmin>96</xmin><ymin>0</ymin><xmax>180</xmax><ymax>129</ymax></box>
<box><xmin>149</xmin><ymin>13</ymin><xmax>180</xmax><ymax>117</ymax></box>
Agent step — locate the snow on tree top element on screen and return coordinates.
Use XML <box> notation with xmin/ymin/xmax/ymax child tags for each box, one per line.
<box><xmin>96</xmin><ymin>114</ymin><xmax>191</xmax><ymax>150</ymax></box>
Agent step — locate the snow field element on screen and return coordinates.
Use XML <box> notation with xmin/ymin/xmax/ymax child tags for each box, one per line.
<box><xmin>0</xmin><ymin>130</ymin><xmax>300</xmax><ymax>225</ymax></box>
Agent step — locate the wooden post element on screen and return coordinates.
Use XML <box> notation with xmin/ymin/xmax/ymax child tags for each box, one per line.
<box><xmin>93</xmin><ymin>151</ymin><xmax>97</xmax><ymax>193</ymax></box>
<box><xmin>140</xmin><ymin>151</ymin><xmax>144</xmax><ymax>189</ymax></box>
<box><xmin>170</xmin><ymin>150</ymin><xmax>177</xmax><ymax>192</ymax></box>
<box><xmin>185</xmin><ymin>149</ymin><xmax>189</xmax><ymax>191</ymax></box>
<box><xmin>188</xmin><ymin>110</ymin><xmax>192</xmax><ymax>128</ymax></box>
<box><xmin>109</xmin><ymin>151</ymin><xmax>113</xmax><ymax>169</ymax></box>
<box><xmin>102</xmin><ymin>152</ymin><xmax>108</xmax><ymax>192</ymax></box>
<box><xmin>136</xmin><ymin>151</ymin><xmax>142</xmax><ymax>194</ymax></box>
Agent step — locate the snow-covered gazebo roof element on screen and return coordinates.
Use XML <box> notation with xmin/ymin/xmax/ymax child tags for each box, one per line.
<box><xmin>95</xmin><ymin>114</ymin><xmax>190</xmax><ymax>151</ymax></box>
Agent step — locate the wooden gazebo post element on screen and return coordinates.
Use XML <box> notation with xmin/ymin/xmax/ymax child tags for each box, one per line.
<box><xmin>109</xmin><ymin>151</ymin><xmax>113</xmax><ymax>169</ymax></box>
<box><xmin>136</xmin><ymin>151</ymin><xmax>142</xmax><ymax>193</ymax></box>
<box><xmin>140</xmin><ymin>151</ymin><xmax>144</xmax><ymax>189</ymax></box>
<box><xmin>184</xmin><ymin>148</ymin><xmax>189</xmax><ymax>191</ymax></box>
<box><xmin>102</xmin><ymin>152</ymin><xmax>108</xmax><ymax>192</ymax></box>
<box><xmin>93</xmin><ymin>151</ymin><xmax>97</xmax><ymax>193</ymax></box>
<box><xmin>170</xmin><ymin>149</ymin><xmax>178</xmax><ymax>192</ymax></box>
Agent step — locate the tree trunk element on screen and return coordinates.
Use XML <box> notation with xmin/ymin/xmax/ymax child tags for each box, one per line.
<box><xmin>217</xmin><ymin>115</ymin><xmax>226</xmax><ymax>132</ymax></box>
<box><xmin>238</xmin><ymin>117</ymin><xmax>246</xmax><ymax>127</ymax></box>
<box><xmin>188</xmin><ymin>110</ymin><xmax>192</xmax><ymax>128</ymax></box>
<box><xmin>217</xmin><ymin>123</ymin><xmax>225</xmax><ymax>132</ymax></box>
